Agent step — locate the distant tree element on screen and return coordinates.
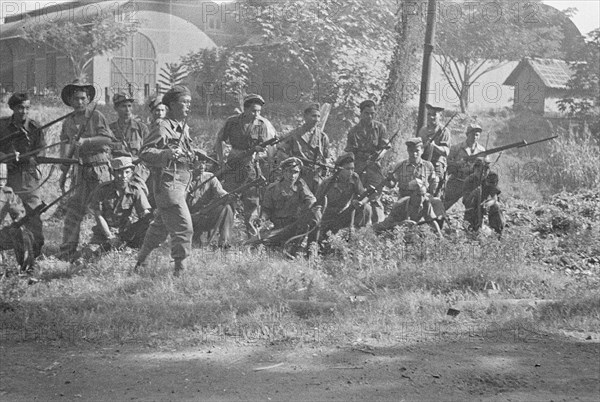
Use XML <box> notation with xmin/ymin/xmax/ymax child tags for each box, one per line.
<box><xmin>158</xmin><ymin>63</ymin><xmax>188</xmax><ymax>93</ymax></box>
<box><xmin>557</xmin><ymin>28</ymin><xmax>600</xmax><ymax>136</ymax></box>
<box><xmin>436</xmin><ymin>0</ymin><xmax>565</xmax><ymax>112</ymax></box>
<box><xmin>22</xmin><ymin>15</ymin><xmax>139</xmax><ymax>81</ymax></box>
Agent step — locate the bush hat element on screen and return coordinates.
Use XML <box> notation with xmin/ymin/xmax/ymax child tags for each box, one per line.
<box><xmin>61</xmin><ymin>79</ymin><xmax>96</xmax><ymax>106</ymax></box>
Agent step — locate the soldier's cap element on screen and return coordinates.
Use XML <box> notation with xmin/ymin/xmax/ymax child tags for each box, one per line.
<box><xmin>148</xmin><ymin>95</ymin><xmax>164</xmax><ymax>110</ymax></box>
<box><xmin>405</xmin><ymin>137</ymin><xmax>423</xmax><ymax>148</ymax></box>
<box><xmin>466</xmin><ymin>123</ymin><xmax>483</xmax><ymax>134</ymax></box>
<box><xmin>61</xmin><ymin>79</ymin><xmax>96</xmax><ymax>106</ymax></box>
<box><xmin>407</xmin><ymin>179</ymin><xmax>427</xmax><ymax>195</ymax></box>
<box><xmin>303</xmin><ymin>103</ymin><xmax>320</xmax><ymax>114</ymax></box>
<box><xmin>484</xmin><ymin>172</ymin><xmax>499</xmax><ymax>186</ymax></box>
<box><xmin>7</xmin><ymin>92</ymin><xmax>30</xmax><ymax>109</ymax></box>
<box><xmin>280</xmin><ymin>157</ymin><xmax>303</xmax><ymax>171</ymax></box>
<box><xmin>426</xmin><ymin>103</ymin><xmax>445</xmax><ymax>113</ymax></box>
<box><xmin>0</xmin><ymin>163</ymin><xmax>7</xmax><ymax>180</ymax></box>
<box><xmin>162</xmin><ymin>85</ymin><xmax>191</xmax><ymax>107</ymax></box>
<box><xmin>359</xmin><ymin>99</ymin><xmax>376</xmax><ymax>111</ymax></box>
<box><xmin>243</xmin><ymin>93</ymin><xmax>265</xmax><ymax>107</ymax></box>
<box><xmin>111</xmin><ymin>156</ymin><xmax>135</xmax><ymax>171</ymax></box>
<box><xmin>335</xmin><ymin>152</ymin><xmax>355</xmax><ymax>166</ymax></box>
<box><xmin>113</xmin><ymin>92</ymin><xmax>135</xmax><ymax>106</ymax></box>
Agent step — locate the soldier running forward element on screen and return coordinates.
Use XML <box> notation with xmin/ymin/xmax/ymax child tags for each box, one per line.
<box><xmin>134</xmin><ymin>85</ymin><xmax>195</xmax><ymax>276</ymax></box>
<box><xmin>88</xmin><ymin>156</ymin><xmax>152</xmax><ymax>253</ymax></box>
<box><xmin>277</xmin><ymin>103</ymin><xmax>330</xmax><ymax>193</ymax></box>
<box><xmin>313</xmin><ymin>152</ymin><xmax>371</xmax><ymax>238</ymax></box>
<box><xmin>188</xmin><ymin>158</ymin><xmax>234</xmax><ymax>249</ymax></box>
<box><xmin>0</xmin><ymin>163</ymin><xmax>35</xmax><ymax>272</ymax></box>
<box><xmin>418</xmin><ymin>104</ymin><xmax>450</xmax><ymax>196</ymax></box>
<box><xmin>58</xmin><ymin>80</ymin><xmax>116</xmax><ymax>260</ymax></box>
<box><xmin>444</xmin><ymin>123</ymin><xmax>488</xmax><ymax>210</ymax></box>
<box><xmin>344</xmin><ymin>100</ymin><xmax>389</xmax><ymax>223</ymax></box>
<box><xmin>258</xmin><ymin>157</ymin><xmax>321</xmax><ymax>247</ymax></box>
<box><xmin>109</xmin><ymin>92</ymin><xmax>151</xmax><ymax>192</ymax></box>
<box><xmin>215</xmin><ymin>94</ymin><xmax>277</xmax><ymax>237</ymax></box>
<box><xmin>0</xmin><ymin>93</ymin><xmax>46</xmax><ymax>258</ymax></box>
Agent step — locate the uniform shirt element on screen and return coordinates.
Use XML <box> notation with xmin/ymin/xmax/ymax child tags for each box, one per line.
<box><xmin>279</xmin><ymin>124</ymin><xmax>330</xmax><ymax>163</ymax></box>
<box><xmin>140</xmin><ymin>118</ymin><xmax>194</xmax><ymax>169</ymax></box>
<box><xmin>316</xmin><ymin>172</ymin><xmax>364</xmax><ymax>212</ymax></box>
<box><xmin>262</xmin><ymin>179</ymin><xmax>316</xmax><ymax>222</ymax></box>
<box><xmin>188</xmin><ymin>172</ymin><xmax>228</xmax><ymax>213</ymax></box>
<box><xmin>0</xmin><ymin>185</ymin><xmax>26</xmax><ymax>224</ymax></box>
<box><xmin>60</xmin><ymin>109</ymin><xmax>114</xmax><ymax>163</ymax></box>
<box><xmin>390</xmin><ymin>158</ymin><xmax>438</xmax><ymax>197</ymax></box>
<box><xmin>0</xmin><ymin>115</ymin><xmax>46</xmax><ymax>172</ymax></box>
<box><xmin>109</xmin><ymin>118</ymin><xmax>149</xmax><ymax>157</ymax></box>
<box><xmin>89</xmin><ymin>180</ymin><xmax>151</xmax><ymax>230</ymax></box>
<box><xmin>417</xmin><ymin>124</ymin><xmax>450</xmax><ymax>165</ymax></box>
<box><xmin>219</xmin><ymin>113</ymin><xmax>276</xmax><ymax>157</ymax></box>
<box><xmin>345</xmin><ymin>120</ymin><xmax>388</xmax><ymax>160</ymax></box>
<box><xmin>448</xmin><ymin>140</ymin><xmax>487</xmax><ymax>179</ymax></box>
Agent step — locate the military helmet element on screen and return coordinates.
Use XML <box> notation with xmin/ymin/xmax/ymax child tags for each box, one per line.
<box><xmin>0</xmin><ymin>163</ymin><xmax>7</xmax><ymax>180</ymax></box>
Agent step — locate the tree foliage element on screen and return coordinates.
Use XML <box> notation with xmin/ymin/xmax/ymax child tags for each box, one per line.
<box><xmin>158</xmin><ymin>63</ymin><xmax>188</xmax><ymax>93</ymax></box>
<box><xmin>436</xmin><ymin>0</ymin><xmax>566</xmax><ymax>112</ymax></box>
<box><xmin>22</xmin><ymin>15</ymin><xmax>139</xmax><ymax>80</ymax></box>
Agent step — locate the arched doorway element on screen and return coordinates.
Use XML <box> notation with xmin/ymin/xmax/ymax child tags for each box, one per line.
<box><xmin>110</xmin><ymin>32</ymin><xmax>156</xmax><ymax>99</ymax></box>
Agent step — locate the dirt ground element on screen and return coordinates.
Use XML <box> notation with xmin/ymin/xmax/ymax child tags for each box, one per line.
<box><xmin>1</xmin><ymin>330</ymin><xmax>598</xmax><ymax>402</ymax></box>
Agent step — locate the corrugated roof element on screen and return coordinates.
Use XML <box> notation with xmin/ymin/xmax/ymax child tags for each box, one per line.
<box><xmin>504</xmin><ymin>58</ymin><xmax>576</xmax><ymax>89</ymax></box>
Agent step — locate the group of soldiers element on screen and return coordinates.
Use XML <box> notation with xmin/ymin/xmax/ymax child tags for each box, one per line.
<box><xmin>0</xmin><ymin>82</ymin><xmax>504</xmax><ymax>276</ymax></box>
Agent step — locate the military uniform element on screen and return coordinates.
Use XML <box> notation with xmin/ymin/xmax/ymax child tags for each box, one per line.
<box><xmin>0</xmin><ymin>115</ymin><xmax>46</xmax><ymax>257</ymax></box>
<box><xmin>389</xmin><ymin>158</ymin><xmax>439</xmax><ymax>198</ymax></box>
<box><xmin>344</xmin><ymin>119</ymin><xmax>388</xmax><ymax>222</ymax></box>
<box><xmin>418</xmin><ymin>123</ymin><xmax>450</xmax><ymax>195</ymax></box>
<box><xmin>109</xmin><ymin>118</ymin><xmax>151</xmax><ymax>189</ymax></box>
<box><xmin>137</xmin><ymin>117</ymin><xmax>194</xmax><ymax>265</ymax></box>
<box><xmin>0</xmin><ymin>181</ymin><xmax>34</xmax><ymax>271</ymax></box>
<box><xmin>188</xmin><ymin>172</ymin><xmax>233</xmax><ymax>247</ymax></box>
<box><xmin>88</xmin><ymin>179</ymin><xmax>152</xmax><ymax>249</ymax></box>
<box><xmin>444</xmin><ymin>140</ymin><xmax>487</xmax><ymax>210</ymax></box>
<box><xmin>462</xmin><ymin>172</ymin><xmax>505</xmax><ymax>234</ymax></box>
<box><xmin>217</xmin><ymin>111</ymin><xmax>276</xmax><ymax>235</ymax></box>
<box><xmin>278</xmin><ymin>123</ymin><xmax>330</xmax><ymax>193</ymax></box>
<box><xmin>59</xmin><ymin>107</ymin><xmax>115</xmax><ymax>256</ymax></box>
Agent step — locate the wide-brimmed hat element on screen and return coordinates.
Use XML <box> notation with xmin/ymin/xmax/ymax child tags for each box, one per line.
<box><xmin>466</xmin><ymin>123</ymin><xmax>483</xmax><ymax>134</ymax></box>
<box><xmin>61</xmin><ymin>79</ymin><xmax>96</xmax><ymax>106</ymax></box>
<box><xmin>111</xmin><ymin>156</ymin><xmax>135</xmax><ymax>171</ymax></box>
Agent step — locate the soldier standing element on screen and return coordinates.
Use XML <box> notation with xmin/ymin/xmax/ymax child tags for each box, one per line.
<box><xmin>418</xmin><ymin>104</ymin><xmax>450</xmax><ymax>196</ymax></box>
<box><xmin>58</xmin><ymin>80</ymin><xmax>115</xmax><ymax>259</ymax></box>
<box><xmin>215</xmin><ymin>94</ymin><xmax>277</xmax><ymax>236</ymax></box>
<box><xmin>0</xmin><ymin>93</ymin><xmax>46</xmax><ymax>258</ymax></box>
<box><xmin>277</xmin><ymin>103</ymin><xmax>330</xmax><ymax>193</ymax></box>
<box><xmin>344</xmin><ymin>100</ymin><xmax>388</xmax><ymax>223</ymax></box>
<box><xmin>88</xmin><ymin>156</ymin><xmax>152</xmax><ymax>251</ymax></box>
<box><xmin>134</xmin><ymin>86</ymin><xmax>195</xmax><ymax>276</ymax></box>
<box><xmin>444</xmin><ymin>123</ymin><xmax>487</xmax><ymax>210</ymax></box>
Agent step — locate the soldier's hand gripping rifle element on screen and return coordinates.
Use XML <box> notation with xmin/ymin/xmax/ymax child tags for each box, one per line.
<box><xmin>58</xmin><ymin>103</ymin><xmax>98</xmax><ymax>194</ymax></box>
<box><xmin>2</xmin><ymin>111</ymin><xmax>75</xmax><ymax>144</ymax></box>
<box><xmin>358</xmin><ymin>127</ymin><xmax>402</xmax><ymax>176</ymax></box>
<box><xmin>189</xmin><ymin>175</ymin><xmax>268</xmax><ymax>216</ymax></box>
<box><xmin>422</xmin><ymin>112</ymin><xmax>458</xmax><ymax>162</ymax></box>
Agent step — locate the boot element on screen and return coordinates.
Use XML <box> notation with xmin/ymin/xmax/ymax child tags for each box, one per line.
<box><xmin>173</xmin><ymin>259</ymin><xmax>185</xmax><ymax>277</ymax></box>
<box><xmin>132</xmin><ymin>258</ymin><xmax>148</xmax><ymax>274</ymax></box>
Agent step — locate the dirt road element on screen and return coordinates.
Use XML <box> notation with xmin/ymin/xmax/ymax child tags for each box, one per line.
<box><xmin>1</xmin><ymin>330</ymin><xmax>598</xmax><ymax>401</ymax></box>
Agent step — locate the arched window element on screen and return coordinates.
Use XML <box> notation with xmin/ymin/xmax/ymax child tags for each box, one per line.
<box><xmin>111</xmin><ymin>32</ymin><xmax>156</xmax><ymax>98</ymax></box>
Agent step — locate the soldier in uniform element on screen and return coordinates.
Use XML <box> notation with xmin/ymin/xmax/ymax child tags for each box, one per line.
<box><xmin>314</xmin><ymin>153</ymin><xmax>371</xmax><ymax>237</ymax></box>
<box><xmin>0</xmin><ymin>163</ymin><xmax>35</xmax><ymax>272</ymax></box>
<box><xmin>344</xmin><ymin>100</ymin><xmax>389</xmax><ymax>223</ymax></box>
<box><xmin>387</xmin><ymin>138</ymin><xmax>439</xmax><ymax>197</ymax></box>
<box><xmin>188</xmin><ymin>158</ymin><xmax>234</xmax><ymax>249</ymax></box>
<box><xmin>259</xmin><ymin>157</ymin><xmax>320</xmax><ymax>247</ymax></box>
<box><xmin>215</xmin><ymin>94</ymin><xmax>277</xmax><ymax>237</ymax></box>
<box><xmin>58</xmin><ymin>80</ymin><xmax>116</xmax><ymax>259</ymax></box>
<box><xmin>88</xmin><ymin>156</ymin><xmax>152</xmax><ymax>252</ymax></box>
<box><xmin>462</xmin><ymin>160</ymin><xmax>505</xmax><ymax>235</ymax></box>
<box><xmin>0</xmin><ymin>93</ymin><xmax>46</xmax><ymax>258</ymax></box>
<box><xmin>148</xmin><ymin>95</ymin><xmax>167</xmax><ymax>126</ymax></box>
<box><xmin>109</xmin><ymin>92</ymin><xmax>151</xmax><ymax>190</ymax></box>
<box><xmin>418</xmin><ymin>104</ymin><xmax>450</xmax><ymax>196</ymax></box>
<box><xmin>134</xmin><ymin>86</ymin><xmax>195</xmax><ymax>276</ymax></box>
<box><xmin>444</xmin><ymin>123</ymin><xmax>487</xmax><ymax>210</ymax></box>
<box><xmin>277</xmin><ymin>103</ymin><xmax>330</xmax><ymax>193</ymax></box>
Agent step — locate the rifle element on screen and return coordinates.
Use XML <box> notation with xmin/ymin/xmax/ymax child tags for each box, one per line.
<box><xmin>12</xmin><ymin>186</ymin><xmax>76</xmax><ymax>229</ymax></box>
<box><xmin>468</xmin><ymin>135</ymin><xmax>558</xmax><ymax>160</ymax></box>
<box><xmin>296</xmin><ymin>157</ymin><xmax>336</xmax><ymax>171</ymax></box>
<box><xmin>0</xmin><ymin>140</ymin><xmax>69</xmax><ymax>164</ymax></box>
<box><xmin>359</xmin><ymin>127</ymin><xmax>402</xmax><ymax>176</ymax></box>
<box><xmin>59</xmin><ymin>103</ymin><xmax>98</xmax><ymax>194</ymax></box>
<box><xmin>2</xmin><ymin>111</ymin><xmax>75</xmax><ymax>144</ymax></box>
<box><xmin>189</xmin><ymin>175</ymin><xmax>267</xmax><ymax>216</ymax></box>
<box><xmin>422</xmin><ymin>112</ymin><xmax>458</xmax><ymax>162</ymax></box>
<box><xmin>35</xmin><ymin>156</ymin><xmax>79</xmax><ymax>165</ymax></box>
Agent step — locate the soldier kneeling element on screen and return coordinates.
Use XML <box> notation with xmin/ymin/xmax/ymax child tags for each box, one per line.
<box><xmin>462</xmin><ymin>162</ymin><xmax>505</xmax><ymax>235</ymax></box>
<box><xmin>88</xmin><ymin>157</ymin><xmax>153</xmax><ymax>253</ymax></box>
<box><xmin>0</xmin><ymin>163</ymin><xmax>35</xmax><ymax>273</ymax></box>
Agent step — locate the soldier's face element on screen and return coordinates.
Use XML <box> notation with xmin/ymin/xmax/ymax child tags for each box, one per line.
<box><xmin>339</xmin><ymin>162</ymin><xmax>354</xmax><ymax>180</ymax></box>
<box><xmin>467</xmin><ymin>131</ymin><xmax>480</xmax><ymax>145</ymax></box>
<box><xmin>170</xmin><ymin>95</ymin><xmax>192</xmax><ymax>119</ymax></box>
<box><xmin>304</xmin><ymin>110</ymin><xmax>320</xmax><ymax>127</ymax></box>
<box><xmin>244</xmin><ymin>104</ymin><xmax>262</xmax><ymax>119</ymax></box>
<box><xmin>408</xmin><ymin>145</ymin><xmax>422</xmax><ymax>162</ymax></box>
<box><xmin>71</xmin><ymin>90</ymin><xmax>89</xmax><ymax>112</ymax></box>
<box><xmin>360</xmin><ymin>106</ymin><xmax>376</xmax><ymax>124</ymax></box>
<box><xmin>152</xmin><ymin>104</ymin><xmax>167</xmax><ymax>120</ymax></box>
<box><xmin>114</xmin><ymin>167</ymin><xmax>133</xmax><ymax>185</ymax></box>
<box><xmin>427</xmin><ymin>111</ymin><xmax>440</xmax><ymax>127</ymax></box>
<box><xmin>11</xmin><ymin>100</ymin><xmax>31</xmax><ymax>122</ymax></box>
<box><xmin>115</xmin><ymin>101</ymin><xmax>134</xmax><ymax>120</ymax></box>
<box><xmin>283</xmin><ymin>167</ymin><xmax>301</xmax><ymax>183</ymax></box>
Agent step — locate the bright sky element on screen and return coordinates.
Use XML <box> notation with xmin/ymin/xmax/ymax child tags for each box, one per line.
<box><xmin>1</xmin><ymin>0</ymin><xmax>598</xmax><ymax>35</ymax></box>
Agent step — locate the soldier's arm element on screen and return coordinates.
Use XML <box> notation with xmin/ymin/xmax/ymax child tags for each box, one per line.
<box><xmin>139</xmin><ymin>122</ymin><xmax>174</xmax><ymax>167</ymax></box>
<box><xmin>344</xmin><ymin>128</ymin><xmax>357</xmax><ymax>153</ymax></box>
<box><xmin>7</xmin><ymin>191</ymin><xmax>26</xmax><ymax>222</ymax></box>
<box><xmin>211</xmin><ymin>176</ymin><xmax>228</xmax><ymax>198</ymax></box>
<box><xmin>133</xmin><ymin>188</ymin><xmax>152</xmax><ymax>217</ymax></box>
<box><xmin>428</xmin><ymin>166</ymin><xmax>439</xmax><ymax>195</ymax></box>
<box><xmin>214</xmin><ymin>123</ymin><xmax>228</xmax><ymax>164</ymax></box>
<box><xmin>77</xmin><ymin>111</ymin><xmax>116</xmax><ymax>153</ymax></box>
<box><xmin>377</xmin><ymin>123</ymin><xmax>389</xmax><ymax>149</ymax></box>
<box><xmin>301</xmin><ymin>183</ymin><xmax>317</xmax><ymax>209</ymax></box>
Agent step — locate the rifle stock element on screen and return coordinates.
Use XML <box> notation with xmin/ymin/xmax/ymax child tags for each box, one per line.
<box><xmin>12</xmin><ymin>186</ymin><xmax>76</xmax><ymax>229</ymax></box>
